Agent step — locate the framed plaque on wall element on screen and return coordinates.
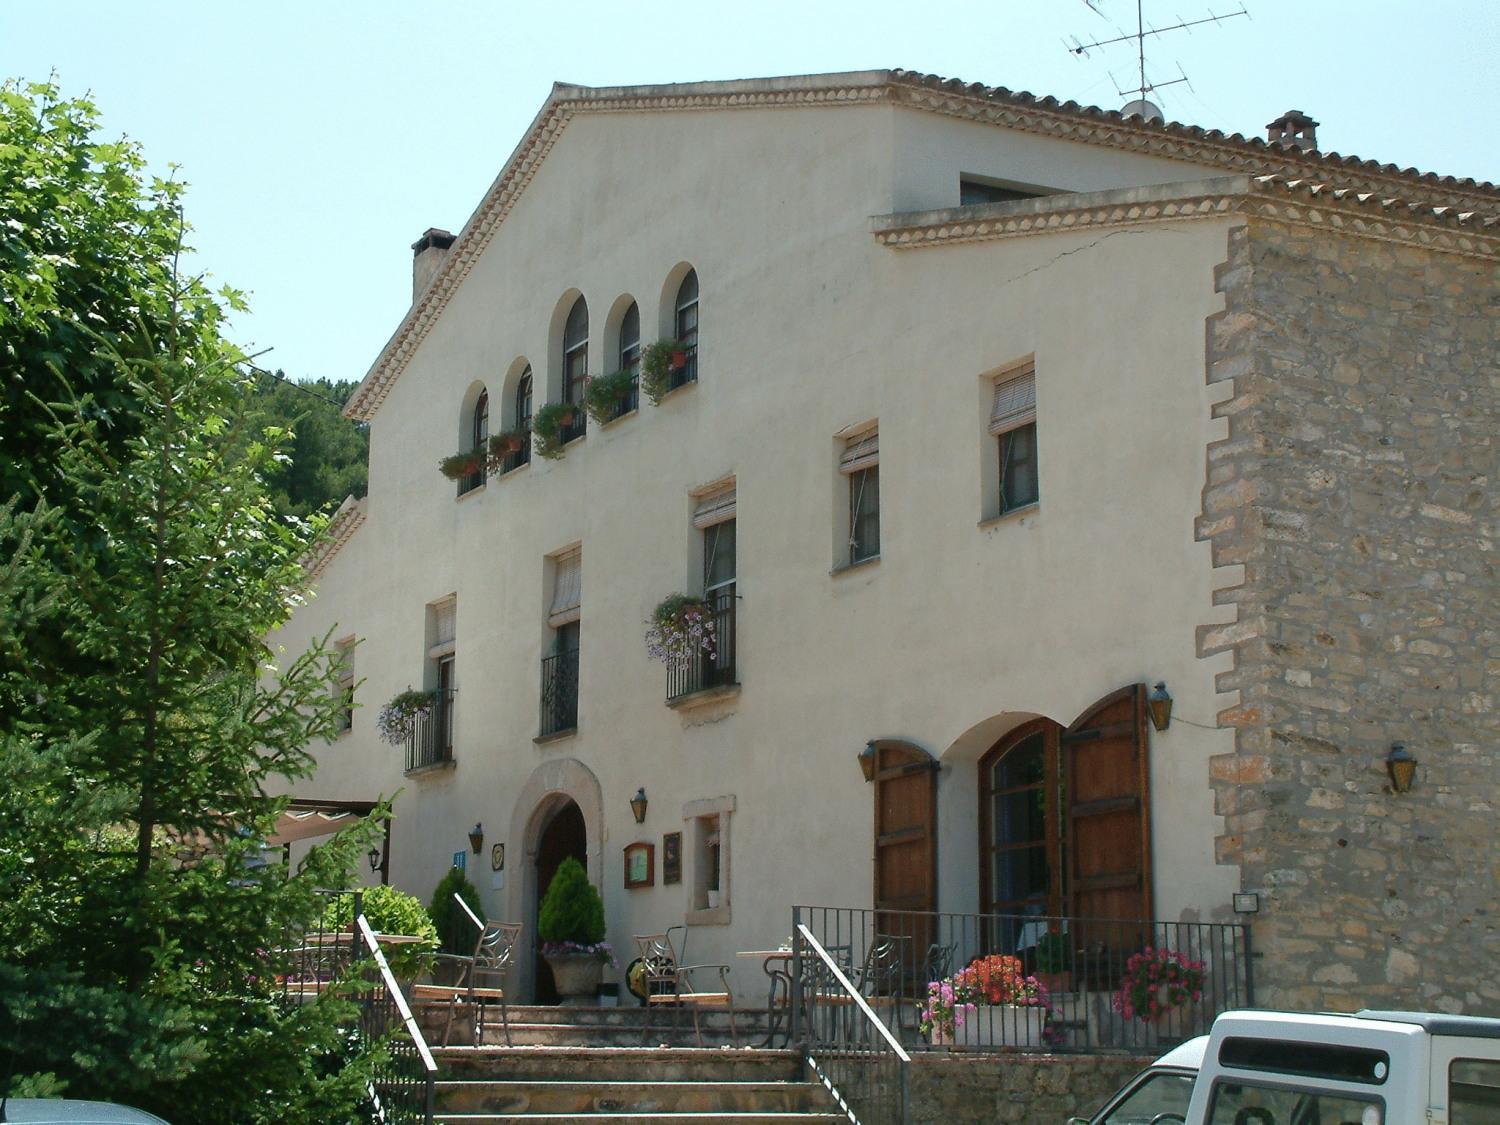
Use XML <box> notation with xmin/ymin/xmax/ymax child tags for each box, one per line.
<box><xmin>624</xmin><ymin>842</ymin><xmax>654</xmax><ymax>889</ymax></box>
<box><xmin>662</xmin><ymin>831</ymin><xmax>682</xmax><ymax>885</ymax></box>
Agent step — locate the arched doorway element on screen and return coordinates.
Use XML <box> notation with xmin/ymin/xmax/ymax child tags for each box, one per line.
<box><xmin>532</xmin><ymin>798</ymin><xmax>586</xmax><ymax>1004</ymax></box>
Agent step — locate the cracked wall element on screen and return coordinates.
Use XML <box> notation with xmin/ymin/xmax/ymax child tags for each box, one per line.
<box><xmin>1199</xmin><ymin>220</ymin><xmax>1499</xmax><ymax>1013</ymax></box>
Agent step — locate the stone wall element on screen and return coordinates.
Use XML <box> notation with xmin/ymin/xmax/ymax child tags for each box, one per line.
<box><xmin>1199</xmin><ymin>217</ymin><xmax>1499</xmax><ymax>1013</ymax></box>
<box><xmin>909</xmin><ymin>1052</ymin><xmax>1149</xmax><ymax>1124</ymax></box>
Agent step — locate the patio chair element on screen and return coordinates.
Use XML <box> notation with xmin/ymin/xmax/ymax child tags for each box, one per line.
<box><xmin>634</xmin><ymin>927</ymin><xmax>737</xmax><ymax>1047</ymax></box>
<box><xmin>854</xmin><ymin>933</ymin><xmax>912</xmax><ymax>1036</ymax></box>
<box><xmin>410</xmin><ymin>895</ymin><xmax>521</xmax><ymax>1046</ymax></box>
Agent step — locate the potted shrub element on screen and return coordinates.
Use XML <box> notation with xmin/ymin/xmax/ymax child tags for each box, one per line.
<box><xmin>640</xmin><ymin>338</ymin><xmax>689</xmax><ymax>405</ymax></box>
<box><xmin>537</xmin><ymin>856</ymin><xmax>614</xmax><ymax>1004</ymax></box>
<box><xmin>438</xmin><ymin>445</ymin><xmax>487</xmax><ymax>482</ymax></box>
<box><xmin>532</xmin><ymin>402</ymin><xmax>579</xmax><ymax>460</ymax></box>
<box><xmin>583</xmin><ymin>370</ymin><xmax>636</xmax><ymax>424</ymax></box>
<box><xmin>320</xmin><ymin>884</ymin><xmax>438</xmax><ymax>984</ymax></box>
<box><xmin>1033</xmin><ymin>931</ymin><xmax>1073</xmax><ymax>993</ymax></box>
<box><xmin>919</xmin><ymin>953</ymin><xmax>1050</xmax><ymax>1048</ymax></box>
<box><xmin>376</xmin><ymin>689</ymin><xmax>434</xmax><ymax>746</ymax></box>
<box><xmin>1112</xmin><ymin>946</ymin><xmax>1205</xmax><ymax>1026</ymax></box>
<box><xmin>643</xmin><ymin>593</ymin><xmax>717</xmax><ymax>666</ymax></box>
<box><xmin>487</xmin><ymin>429</ymin><xmax>529</xmax><ymax>463</ymax></box>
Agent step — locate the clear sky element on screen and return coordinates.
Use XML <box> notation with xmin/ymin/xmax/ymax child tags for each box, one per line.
<box><xmin>4</xmin><ymin>1</ymin><xmax>1496</xmax><ymax>387</ymax></box>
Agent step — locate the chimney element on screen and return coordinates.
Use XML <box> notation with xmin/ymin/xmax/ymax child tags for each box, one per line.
<box><xmin>1265</xmin><ymin>109</ymin><xmax>1319</xmax><ymax>153</ymax></box>
<box><xmin>411</xmin><ymin>227</ymin><xmax>456</xmax><ymax>303</ymax></box>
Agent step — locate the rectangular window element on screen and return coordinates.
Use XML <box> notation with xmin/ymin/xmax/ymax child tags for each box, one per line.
<box><xmin>409</xmin><ymin>598</ymin><xmax>456</xmax><ymax>772</ymax></box>
<box><xmin>333</xmin><ymin>637</ymin><xmax>355</xmax><ymax>734</ymax></box>
<box><xmin>990</xmin><ymin>367</ymin><xmax>1038</xmax><ymax>516</ymax></box>
<box><xmin>840</xmin><ymin>427</ymin><xmax>880</xmax><ymax>564</ymax></box>
<box><xmin>683</xmin><ymin>793</ymin><xmax>735</xmax><ymax>922</ymax></box>
<box><xmin>541</xmin><ymin>549</ymin><xmax>581</xmax><ymax>736</ymax></box>
<box><xmin>1452</xmin><ymin>1058</ymin><xmax>1500</xmax><ymax>1122</ymax></box>
<box><xmin>671</xmin><ymin>484</ymin><xmax>737</xmax><ymax>701</ymax></box>
<box><xmin>703</xmin><ymin>519</ymin><xmax>736</xmax><ymax>593</ymax></box>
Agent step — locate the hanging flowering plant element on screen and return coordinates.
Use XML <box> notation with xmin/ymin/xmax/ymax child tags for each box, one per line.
<box><xmin>919</xmin><ymin>954</ymin><xmax>1049</xmax><ymax>1038</ymax></box>
<box><xmin>643</xmin><ymin>593</ymin><xmax>717</xmax><ymax>665</ymax></box>
<box><xmin>377</xmin><ymin>689</ymin><xmax>434</xmax><ymax>746</ymax></box>
<box><xmin>1112</xmin><ymin>947</ymin><xmax>1205</xmax><ymax>1022</ymax></box>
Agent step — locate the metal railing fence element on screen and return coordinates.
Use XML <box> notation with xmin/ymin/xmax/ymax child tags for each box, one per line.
<box><xmin>539</xmin><ymin>649</ymin><xmax>579</xmax><ymax>736</ymax></box>
<box><xmin>666</xmin><ymin>586</ymin><xmax>737</xmax><ymax>702</ymax></box>
<box><xmin>795</xmin><ymin>922</ymin><xmax>910</xmax><ymax>1125</ymax></box>
<box><xmin>355</xmin><ymin>914</ymin><xmax>438</xmax><ymax>1124</ymax></box>
<box><xmin>793</xmin><ymin>904</ymin><xmax>1252</xmax><ymax>1054</ymax></box>
<box><xmin>404</xmin><ymin>690</ymin><xmax>454</xmax><ymax>773</ymax></box>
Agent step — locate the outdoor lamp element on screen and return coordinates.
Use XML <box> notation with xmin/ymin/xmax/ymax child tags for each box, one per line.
<box><xmin>857</xmin><ymin>741</ymin><xmax>877</xmax><ymax>783</ymax></box>
<box><xmin>367</xmin><ymin>845</ymin><xmax>382</xmax><ymax>873</ymax></box>
<box><xmin>1147</xmin><ymin>682</ymin><xmax>1174</xmax><ymax>732</ymax></box>
<box><xmin>1386</xmin><ymin>743</ymin><xmax>1418</xmax><ymax>794</ymax></box>
<box><xmin>630</xmin><ymin>788</ymin><xmax>648</xmax><ymax>824</ymax></box>
<box><xmin>468</xmin><ymin>822</ymin><xmax>484</xmax><ymax>855</ymax></box>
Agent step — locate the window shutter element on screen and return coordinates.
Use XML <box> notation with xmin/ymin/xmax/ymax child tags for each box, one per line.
<box><xmin>839</xmin><ymin>430</ymin><xmax>879</xmax><ymax>474</ymax></box>
<box><xmin>989</xmin><ymin>367</ymin><xmax>1036</xmax><ymax>435</ymax></box>
<box><xmin>429</xmin><ymin>600</ymin><xmax>456</xmax><ymax>658</ymax></box>
<box><xmin>548</xmin><ymin>549</ymin><xmax>582</xmax><ymax>626</ymax></box>
<box><xmin>691</xmin><ymin>483</ymin><xmax>736</xmax><ymax>529</ymax></box>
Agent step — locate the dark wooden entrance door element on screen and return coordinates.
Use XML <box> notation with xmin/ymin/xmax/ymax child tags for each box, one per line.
<box><xmin>533</xmin><ymin>799</ymin><xmax>586</xmax><ymax>1004</ymax></box>
<box><xmin>871</xmin><ymin>739</ymin><xmax>937</xmax><ymax>989</ymax></box>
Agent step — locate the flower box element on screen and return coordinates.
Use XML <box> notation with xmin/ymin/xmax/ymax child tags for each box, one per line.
<box><xmin>933</xmin><ymin>1005</ymin><xmax>1045</xmax><ymax>1049</ymax></box>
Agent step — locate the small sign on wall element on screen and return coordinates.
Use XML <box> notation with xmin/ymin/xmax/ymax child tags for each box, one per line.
<box><xmin>452</xmin><ymin>850</ymin><xmax>466</xmax><ymax>872</ymax></box>
<box><xmin>662</xmin><ymin>831</ymin><xmax>682</xmax><ymax>885</ymax></box>
<box><xmin>624</xmin><ymin>842</ymin><xmax>654</xmax><ymax>889</ymax></box>
<box><xmin>490</xmin><ymin>843</ymin><xmax>505</xmax><ymax>871</ymax></box>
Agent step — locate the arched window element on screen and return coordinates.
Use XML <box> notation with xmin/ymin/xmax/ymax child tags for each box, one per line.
<box><xmin>673</xmin><ymin>270</ymin><xmax>698</xmax><ymax>388</ymax></box>
<box><xmin>616</xmin><ymin>301</ymin><xmax>640</xmax><ymax>418</ymax></box>
<box><xmin>504</xmin><ymin>366</ymin><xmax>533</xmax><ymax>471</ymax></box>
<box><xmin>457</xmin><ymin>388</ymin><xmax>489</xmax><ymax>495</ymax></box>
<box><xmin>562</xmin><ymin>297</ymin><xmax>588</xmax><ymax>442</ymax></box>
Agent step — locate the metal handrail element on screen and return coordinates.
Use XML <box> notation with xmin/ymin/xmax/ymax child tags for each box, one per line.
<box><xmin>356</xmin><ymin>914</ymin><xmax>437</xmax><ymax>1123</ymax></box>
<box><xmin>796</xmin><ymin>921</ymin><xmax>910</xmax><ymax>1125</ymax></box>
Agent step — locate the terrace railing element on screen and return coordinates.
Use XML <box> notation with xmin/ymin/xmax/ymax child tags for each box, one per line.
<box><xmin>795</xmin><ymin>922</ymin><xmax>910</xmax><ymax>1125</ymax></box>
<box><xmin>539</xmin><ymin>648</ymin><xmax>579</xmax><ymax>737</ymax></box>
<box><xmin>793</xmin><ymin>904</ymin><xmax>1252</xmax><ymax>1054</ymax></box>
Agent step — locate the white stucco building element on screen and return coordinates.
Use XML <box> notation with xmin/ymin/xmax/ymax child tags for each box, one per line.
<box><xmin>272</xmin><ymin>70</ymin><xmax>1499</xmax><ymax>1009</ymax></box>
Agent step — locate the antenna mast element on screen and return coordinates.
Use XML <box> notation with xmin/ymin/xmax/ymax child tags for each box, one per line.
<box><xmin>1066</xmin><ymin>1</ymin><xmax>1249</xmax><ymax>108</ymax></box>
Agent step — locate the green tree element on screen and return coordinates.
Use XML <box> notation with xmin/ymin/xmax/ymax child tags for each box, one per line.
<box><xmin>0</xmin><ymin>80</ymin><xmax>380</xmax><ymax>1121</ymax></box>
<box><xmin>252</xmin><ymin>371</ymin><xmax>369</xmax><ymax>519</ymax></box>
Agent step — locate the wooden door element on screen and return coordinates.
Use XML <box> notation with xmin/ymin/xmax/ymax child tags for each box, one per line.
<box><xmin>872</xmin><ymin>740</ymin><xmax>937</xmax><ymax>987</ymax></box>
<box><xmin>1062</xmin><ymin>685</ymin><xmax>1152</xmax><ymax>974</ymax></box>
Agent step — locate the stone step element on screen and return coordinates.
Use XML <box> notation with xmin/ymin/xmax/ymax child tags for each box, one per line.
<box><xmin>476</xmin><ymin>1021</ymin><xmax>763</xmax><ymax>1049</ymax></box>
<box><xmin>433</xmin><ymin>1046</ymin><xmax>806</xmax><ymax>1085</ymax></box>
<box><xmin>497</xmin><ymin>1006</ymin><xmax>772</xmax><ymax>1029</ymax></box>
<box><xmin>433</xmin><ymin>1079</ymin><xmax>829</xmax><ymax>1115</ymax></box>
<box><xmin>434</xmin><ymin>1115</ymin><xmax>843</xmax><ymax>1124</ymax></box>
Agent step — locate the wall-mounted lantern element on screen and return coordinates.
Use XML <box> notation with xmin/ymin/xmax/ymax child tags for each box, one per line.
<box><xmin>367</xmin><ymin>845</ymin><xmax>383</xmax><ymax>873</ymax></box>
<box><xmin>630</xmin><ymin>788</ymin><xmax>649</xmax><ymax>824</ymax></box>
<box><xmin>468</xmin><ymin>822</ymin><xmax>484</xmax><ymax>855</ymax></box>
<box><xmin>857</xmin><ymin>741</ymin><xmax>877</xmax><ymax>783</ymax></box>
<box><xmin>1147</xmin><ymin>682</ymin><xmax>1174</xmax><ymax>732</ymax></box>
<box><xmin>1385</xmin><ymin>743</ymin><xmax>1418</xmax><ymax>794</ymax></box>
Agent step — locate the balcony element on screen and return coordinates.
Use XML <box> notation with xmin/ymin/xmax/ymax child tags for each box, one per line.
<box><xmin>404</xmin><ymin>689</ymin><xmax>454</xmax><ymax>774</ymax></box>
<box><xmin>666</xmin><ymin>586</ymin><xmax>736</xmax><ymax>703</ymax></box>
<box><xmin>559</xmin><ymin>408</ymin><xmax>587</xmax><ymax>446</ymax></box>
<box><xmin>539</xmin><ymin>649</ymin><xmax>579</xmax><ymax>738</ymax></box>
<box><xmin>604</xmin><ymin>378</ymin><xmax>639</xmax><ymax>423</ymax></box>
<box><xmin>498</xmin><ymin>441</ymin><xmax>530</xmax><ymax>475</ymax></box>
<box><xmin>666</xmin><ymin>348</ymin><xmax>697</xmax><ymax>394</ymax></box>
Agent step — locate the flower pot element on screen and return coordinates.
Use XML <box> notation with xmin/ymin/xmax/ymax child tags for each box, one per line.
<box><xmin>946</xmin><ymin>1005</ymin><xmax>1045</xmax><ymax>1049</ymax></box>
<box><xmin>545</xmin><ymin>952</ymin><xmax>604</xmax><ymax>1005</ymax></box>
<box><xmin>669</xmin><ymin>350</ymin><xmax>688</xmax><ymax>371</ymax></box>
<box><xmin>706</xmin><ymin>890</ymin><xmax>720</xmax><ymax>909</ymax></box>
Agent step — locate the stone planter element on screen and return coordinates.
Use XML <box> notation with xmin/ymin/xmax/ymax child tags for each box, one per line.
<box><xmin>545</xmin><ymin>952</ymin><xmax>604</xmax><ymax>1005</ymax></box>
<box><xmin>933</xmin><ymin>1005</ymin><xmax>1045</xmax><ymax>1049</ymax></box>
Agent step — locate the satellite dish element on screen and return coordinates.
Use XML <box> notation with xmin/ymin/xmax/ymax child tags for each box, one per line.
<box><xmin>1121</xmin><ymin>98</ymin><xmax>1164</xmax><ymax>124</ymax></box>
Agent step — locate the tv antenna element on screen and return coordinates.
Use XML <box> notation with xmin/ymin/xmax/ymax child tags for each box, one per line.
<box><xmin>1065</xmin><ymin>1</ymin><xmax>1249</xmax><ymax>116</ymax></box>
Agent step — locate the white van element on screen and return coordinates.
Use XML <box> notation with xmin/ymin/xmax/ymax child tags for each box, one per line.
<box><xmin>1074</xmin><ymin>1009</ymin><xmax>1500</xmax><ymax>1125</ymax></box>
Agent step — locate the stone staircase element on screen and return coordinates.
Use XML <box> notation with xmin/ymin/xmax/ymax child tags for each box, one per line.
<box><xmin>421</xmin><ymin>1004</ymin><xmax>843</xmax><ymax>1125</ymax></box>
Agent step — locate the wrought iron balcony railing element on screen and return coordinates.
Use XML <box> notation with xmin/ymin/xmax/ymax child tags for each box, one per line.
<box><xmin>539</xmin><ymin>649</ymin><xmax>579</xmax><ymax>737</ymax></box>
<box><xmin>666</xmin><ymin>586</ymin><xmax>736</xmax><ymax>702</ymax></box>
<box><xmin>404</xmin><ymin>690</ymin><xmax>454</xmax><ymax>773</ymax></box>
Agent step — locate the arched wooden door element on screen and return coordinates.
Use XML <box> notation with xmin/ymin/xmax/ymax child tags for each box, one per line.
<box><xmin>979</xmin><ymin>686</ymin><xmax>1152</xmax><ymax>938</ymax></box>
<box><xmin>871</xmin><ymin>739</ymin><xmax>937</xmax><ymax>981</ymax></box>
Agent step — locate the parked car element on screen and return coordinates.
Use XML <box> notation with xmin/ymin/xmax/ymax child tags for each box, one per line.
<box><xmin>0</xmin><ymin>1100</ymin><xmax>170</xmax><ymax>1123</ymax></box>
<box><xmin>1069</xmin><ymin>1035</ymin><xmax>1206</xmax><ymax>1124</ymax></box>
<box><xmin>1073</xmin><ymin>1008</ymin><xmax>1500</xmax><ymax>1125</ymax></box>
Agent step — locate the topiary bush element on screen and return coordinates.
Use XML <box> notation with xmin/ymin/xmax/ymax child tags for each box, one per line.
<box><xmin>427</xmin><ymin>865</ymin><xmax>485</xmax><ymax>954</ymax></box>
<box><xmin>537</xmin><ymin>857</ymin><xmax>607</xmax><ymax>959</ymax></box>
